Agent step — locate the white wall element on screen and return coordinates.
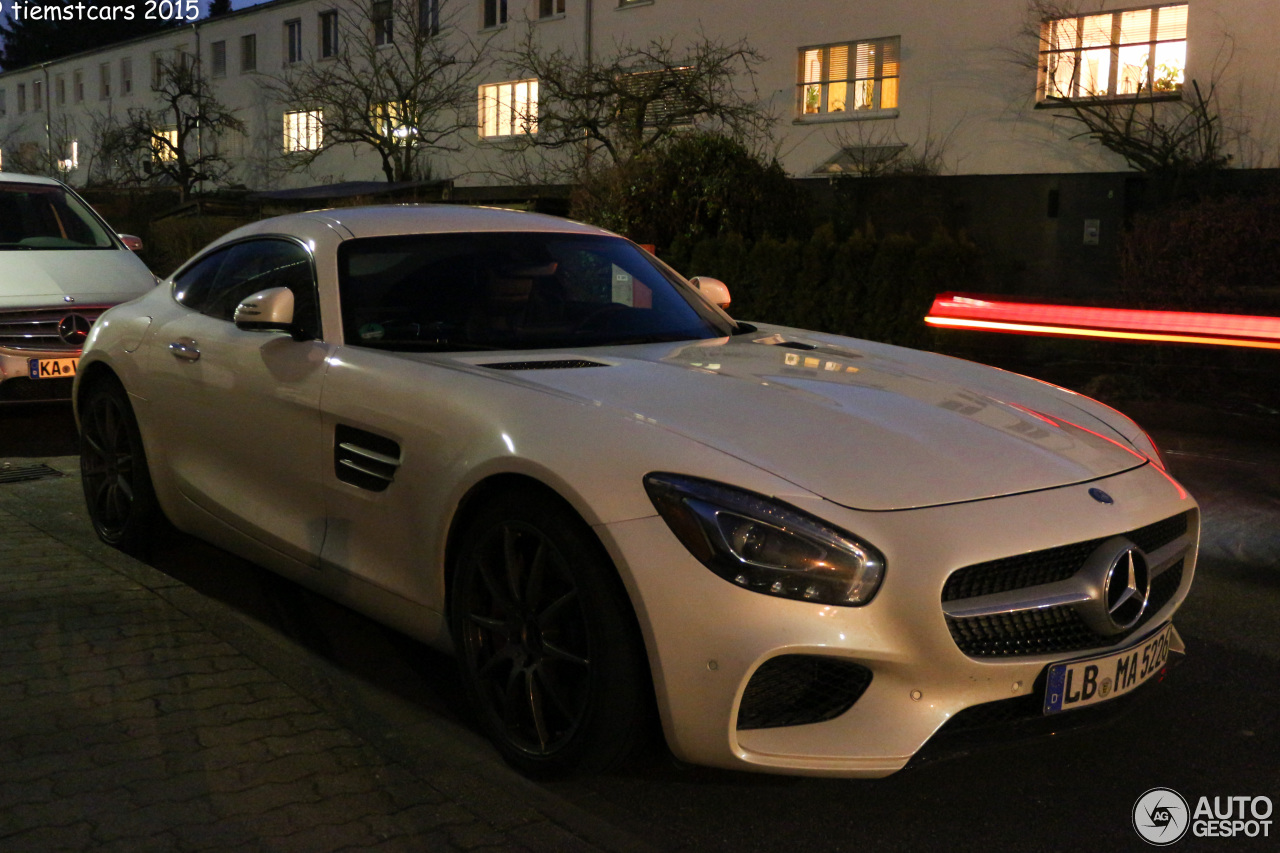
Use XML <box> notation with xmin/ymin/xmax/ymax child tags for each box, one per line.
<box><xmin>0</xmin><ymin>0</ymin><xmax>1275</xmax><ymax>189</ymax></box>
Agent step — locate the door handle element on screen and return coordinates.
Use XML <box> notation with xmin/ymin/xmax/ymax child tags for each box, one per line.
<box><xmin>168</xmin><ymin>339</ymin><xmax>200</xmax><ymax>361</ymax></box>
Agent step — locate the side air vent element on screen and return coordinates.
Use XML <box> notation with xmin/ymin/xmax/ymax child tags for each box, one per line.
<box><xmin>334</xmin><ymin>425</ymin><xmax>402</xmax><ymax>493</ymax></box>
<box><xmin>482</xmin><ymin>359</ymin><xmax>608</xmax><ymax>371</ymax></box>
<box><xmin>737</xmin><ymin>655</ymin><xmax>872</xmax><ymax>730</ymax></box>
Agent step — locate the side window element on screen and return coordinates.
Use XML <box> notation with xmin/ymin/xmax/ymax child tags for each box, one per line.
<box><xmin>172</xmin><ymin>246</ymin><xmax>233</xmax><ymax>310</ymax></box>
<box><xmin>174</xmin><ymin>239</ymin><xmax>320</xmax><ymax>339</ymax></box>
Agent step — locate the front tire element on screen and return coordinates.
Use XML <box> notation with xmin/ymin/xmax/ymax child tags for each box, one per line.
<box><xmin>79</xmin><ymin>375</ymin><xmax>162</xmax><ymax>556</ymax></box>
<box><xmin>450</xmin><ymin>489</ymin><xmax>650</xmax><ymax>777</ymax></box>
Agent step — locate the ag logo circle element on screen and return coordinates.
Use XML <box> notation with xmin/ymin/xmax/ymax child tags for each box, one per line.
<box><xmin>1133</xmin><ymin>787</ymin><xmax>1190</xmax><ymax>845</ymax></box>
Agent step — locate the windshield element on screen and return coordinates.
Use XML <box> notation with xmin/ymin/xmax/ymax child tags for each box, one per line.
<box><xmin>0</xmin><ymin>182</ymin><xmax>116</xmax><ymax>250</ymax></box>
<box><xmin>337</xmin><ymin>231</ymin><xmax>737</xmax><ymax>351</ymax></box>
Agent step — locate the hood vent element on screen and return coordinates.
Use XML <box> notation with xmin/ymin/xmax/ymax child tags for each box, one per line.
<box><xmin>754</xmin><ymin>333</ymin><xmax>817</xmax><ymax>351</ymax></box>
<box><xmin>483</xmin><ymin>359</ymin><xmax>608</xmax><ymax>371</ymax></box>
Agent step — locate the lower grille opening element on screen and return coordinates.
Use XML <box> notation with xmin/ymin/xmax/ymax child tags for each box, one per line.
<box><xmin>737</xmin><ymin>655</ymin><xmax>872</xmax><ymax>730</ymax></box>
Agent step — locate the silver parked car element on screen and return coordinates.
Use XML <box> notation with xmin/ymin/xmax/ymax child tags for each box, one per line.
<box><xmin>0</xmin><ymin>173</ymin><xmax>156</xmax><ymax>402</ymax></box>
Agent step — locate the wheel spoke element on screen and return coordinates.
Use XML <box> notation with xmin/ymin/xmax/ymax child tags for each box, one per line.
<box><xmin>524</xmin><ymin>669</ymin><xmax>551</xmax><ymax>751</ymax></box>
<box><xmin>476</xmin><ymin>554</ymin><xmax>518</xmax><ymax>616</ymax></box>
<box><xmin>502</xmin><ymin>525</ymin><xmax>525</xmax><ymax>605</ymax></box>
<box><xmin>524</xmin><ymin>538</ymin><xmax>547</xmax><ymax>610</ymax></box>
<box><xmin>537</xmin><ymin>589</ymin><xmax>579</xmax><ymax>630</ymax></box>
<box><xmin>542</xmin><ymin>640</ymin><xmax>589</xmax><ymax>668</ymax></box>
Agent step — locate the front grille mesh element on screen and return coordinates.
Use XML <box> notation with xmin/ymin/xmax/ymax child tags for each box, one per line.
<box><xmin>737</xmin><ymin>655</ymin><xmax>872</xmax><ymax>730</ymax></box>
<box><xmin>947</xmin><ymin>559</ymin><xmax>1185</xmax><ymax>658</ymax></box>
<box><xmin>0</xmin><ymin>307</ymin><xmax>107</xmax><ymax>352</ymax></box>
<box><xmin>943</xmin><ymin>512</ymin><xmax>1191</xmax><ymax>658</ymax></box>
<box><xmin>941</xmin><ymin>512</ymin><xmax>1189</xmax><ymax>603</ymax></box>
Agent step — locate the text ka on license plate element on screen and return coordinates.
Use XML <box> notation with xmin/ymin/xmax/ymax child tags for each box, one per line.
<box><xmin>1043</xmin><ymin>623</ymin><xmax>1182</xmax><ymax>714</ymax></box>
<box><xmin>28</xmin><ymin>357</ymin><xmax>78</xmax><ymax>379</ymax></box>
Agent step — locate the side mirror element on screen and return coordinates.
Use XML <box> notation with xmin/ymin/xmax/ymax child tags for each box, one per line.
<box><xmin>234</xmin><ymin>287</ymin><xmax>298</xmax><ymax>336</ymax></box>
<box><xmin>688</xmin><ymin>276</ymin><xmax>731</xmax><ymax>310</ymax></box>
<box><xmin>119</xmin><ymin>234</ymin><xmax>144</xmax><ymax>252</ymax></box>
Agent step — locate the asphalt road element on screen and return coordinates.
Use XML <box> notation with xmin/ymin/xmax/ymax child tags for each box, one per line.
<box><xmin>3</xmin><ymin>403</ymin><xmax>1277</xmax><ymax>852</ymax></box>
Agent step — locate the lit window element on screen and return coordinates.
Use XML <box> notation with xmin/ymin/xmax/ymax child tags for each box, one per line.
<box><xmin>373</xmin><ymin>0</ymin><xmax>393</xmax><ymax>45</ymax></box>
<box><xmin>241</xmin><ymin>34</ymin><xmax>258</xmax><ymax>73</ymax></box>
<box><xmin>538</xmin><ymin>0</ymin><xmax>564</xmax><ymax>18</ymax></box>
<box><xmin>799</xmin><ymin>38</ymin><xmax>899</xmax><ymax>117</ymax></box>
<box><xmin>482</xmin><ymin>0</ymin><xmax>507</xmax><ymax>29</ymax></box>
<box><xmin>211</xmin><ymin>41</ymin><xmax>227</xmax><ymax>78</ymax></box>
<box><xmin>153</xmin><ymin>128</ymin><xmax>178</xmax><ymax>162</ymax></box>
<box><xmin>320</xmin><ymin>11</ymin><xmax>339</xmax><ymax>58</ymax></box>
<box><xmin>1039</xmin><ymin>3</ymin><xmax>1187</xmax><ymax>101</ymax></box>
<box><xmin>59</xmin><ymin>140</ymin><xmax>79</xmax><ymax>172</ymax></box>
<box><xmin>283</xmin><ymin>109</ymin><xmax>324</xmax><ymax>151</ymax></box>
<box><xmin>478</xmin><ymin>79</ymin><xmax>538</xmax><ymax>139</ymax></box>
<box><xmin>372</xmin><ymin>101</ymin><xmax>417</xmax><ymax>142</ymax></box>
<box><xmin>285</xmin><ymin>19</ymin><xmax>303</xmax><ymax>64</ymax></box>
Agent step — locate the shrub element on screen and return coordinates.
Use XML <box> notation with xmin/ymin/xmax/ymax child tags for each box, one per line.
<box><xmin>1119</xmin><ymin>191</ymin><xmax>1280</xmax><ymax>311</ymax></box>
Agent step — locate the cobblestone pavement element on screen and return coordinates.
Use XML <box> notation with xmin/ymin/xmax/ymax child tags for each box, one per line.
<box><xmin>0</xmin><ymin>458</ymin><xmax>658</xmax><ymax>853</ymax></box>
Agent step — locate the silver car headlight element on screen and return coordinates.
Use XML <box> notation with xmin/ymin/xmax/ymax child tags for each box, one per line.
<box><xmin>644</xmin><ymin>473</ymin><xmax>885</xmax><ymax>606</ymax></box>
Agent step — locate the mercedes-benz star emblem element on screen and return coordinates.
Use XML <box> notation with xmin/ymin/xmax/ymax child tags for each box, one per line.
<box><xmin>58</xmin><ymin>313</ymin><xmax>92</xmax><ymax>346</ymax></box>
<box><xmin>1077</xmin><ymin>536</ymin><xmax>1153</xmax><ymax>636</ymax></box>
<box><xmin>1104</xmin><ymin>547</ymin><xmax>1151</xmax><ymax>631</ymax></box>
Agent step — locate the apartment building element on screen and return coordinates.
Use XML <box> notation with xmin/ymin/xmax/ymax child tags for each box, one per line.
<box><xmin>0</xmin><ymin>0</ymin><xmax>1275</xmax><ymax>190</ymax></box>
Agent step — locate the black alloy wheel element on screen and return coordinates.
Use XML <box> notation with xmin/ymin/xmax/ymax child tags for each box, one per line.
<box><xmin>79</xmin><ymin>376</ymin><xmax>161</xmax><ymax>555</ymax></box>
<box><xmin>451</xmin><ymin>490</ymin><xmax>649</xmax><ymax>776</ymax></box>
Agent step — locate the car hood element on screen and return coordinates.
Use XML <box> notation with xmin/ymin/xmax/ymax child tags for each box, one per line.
<box><xmin>456</xmin><ymin>329</ymin><xmax>1149</xmax><ymax>511</ymax></box>
<box><xmin>0</xmin><ymin>250</ymin><xmax>155</xmax><ymax>310</ymax></box>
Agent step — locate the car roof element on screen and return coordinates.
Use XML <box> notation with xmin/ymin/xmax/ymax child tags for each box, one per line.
<box><xmin>234</xmin><ymin>204</ymin><xmax>613</xmax><ymax>242</ymax></box>
<box><xmin>0</xmin><ymin>173</ymin><xmax>65</xmax><ymax>188</ymax></box>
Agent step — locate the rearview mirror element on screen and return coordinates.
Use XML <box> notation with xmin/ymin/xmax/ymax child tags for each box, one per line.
<box><xmin>234</xmin><ymin>287</ymin><xmax>298</xmax><ymax>337</ymax></box>
<box><xmin>119</xmin><ymin>234</ymin><xmax>144</xmax><ymax>252</ymax></box>
<box><xmin>688</xmin><ymin>276</ymin><xmax>731</xmax><ymax>310</ymax></box>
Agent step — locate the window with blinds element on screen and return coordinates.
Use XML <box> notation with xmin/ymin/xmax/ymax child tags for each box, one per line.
<box><xmin>799</xmin><ymin>37</ymin><xmax>900</xmax><ymax>118</ymax></box>
<box><xmin>478</xmin><ymin>79</ymin><xmax>538</xmax><ymax>139</ymax></box>
<box><xmin>1039</xmin><ymin>3</ymin><xmax>1187</xmax><ymax>101</ymax></box>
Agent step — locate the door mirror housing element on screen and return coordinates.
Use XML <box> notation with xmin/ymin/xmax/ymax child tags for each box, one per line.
<box><xmin>688</xmin><ymin>276</ymin><xmax>731</xmax><ymax>310</ymax></box>
<box><xmin>119</xmin><ymin>234</ymin><xmax>144</xmax><ymax>252</ymax></box>
<box><xmin>234</xmin><ymin>287</ymin><xmax>299</xmax><ymax>337</ymax></box>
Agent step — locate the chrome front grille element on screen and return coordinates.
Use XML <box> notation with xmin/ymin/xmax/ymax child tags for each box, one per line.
<box><xmin>0</xmin><ymin>307</ymin><xmax>108</xmax><ymax>352</ymax></box>
<box><xmin>942</xmin><ymin>512</ymin><xmax>1193</xmax><ymax>658</ymax></box>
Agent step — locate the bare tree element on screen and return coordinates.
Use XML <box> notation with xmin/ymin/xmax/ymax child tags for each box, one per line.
<box><xmin>96</xmin><ymin>54</ymin><xmax>245</xmax><ymax>199</ymax></box>
<box><xmin>269</xmin><ymin>0</ymin><xmax>489</xmax><ymax>183</ymax></box>
<box><xmin>504</xmin><ymin>27</ymin><xmax>773</xmax><ymax>172</ymax></box>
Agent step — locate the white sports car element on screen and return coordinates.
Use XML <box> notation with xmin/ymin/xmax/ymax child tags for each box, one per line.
<box><xmin>74</xmin><ymin>205</ymin><xmax>1198</xmax><ymax>777</ymax></box>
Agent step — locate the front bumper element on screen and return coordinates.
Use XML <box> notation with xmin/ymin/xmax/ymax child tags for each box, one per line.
<box><xmin>0</xmin><ymin>347</ymin><xmax>79</xmax><ymax>401</ymax></box>
<box><xmin>602</xmin><ymin>462</ymin><xmax>1198</xmax><ymax>777</ymax></box>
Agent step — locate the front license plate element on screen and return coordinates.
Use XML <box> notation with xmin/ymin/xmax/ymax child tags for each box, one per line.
<box><xmin>28</xmin><ymin>357</ymin><xmax>78</xmax><ymax>379</ymax></box>
<box><xmin>1043</xmin><ymin>623</ymin><xmax>1181</xmax><ymax>714</ymax></box>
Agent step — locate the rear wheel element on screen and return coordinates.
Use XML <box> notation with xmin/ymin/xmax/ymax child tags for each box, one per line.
<box><xmin>450</xmin><ymin>490</ymin><xmax>650</xmax><ymax>777</ymax></box>
<box><xmin>79</xmin><ymin>376</ymin><xmax>161</xmax><ymax>555</ymax></box>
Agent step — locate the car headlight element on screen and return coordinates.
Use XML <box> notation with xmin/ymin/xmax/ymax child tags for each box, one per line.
<box><xmin>644</xmin><ymin>473</ymin><xmax>885</xmax><ymax>606</ymax></box>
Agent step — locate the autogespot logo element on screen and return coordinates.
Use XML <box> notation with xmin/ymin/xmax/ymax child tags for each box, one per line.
<box><xmin>1134</xmin><ymin>788</ymin><xmax>1190</xmax><ymax>845</ymax></box>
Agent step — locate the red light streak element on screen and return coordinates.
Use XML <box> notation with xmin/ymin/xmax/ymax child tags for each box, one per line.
<box><xmin>925</xmin><ymin>294</ymin><xmax>1280</xmax><ymax>350</ymax></box>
